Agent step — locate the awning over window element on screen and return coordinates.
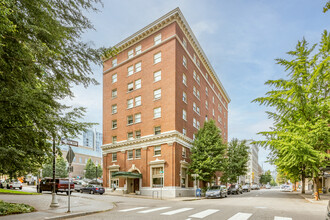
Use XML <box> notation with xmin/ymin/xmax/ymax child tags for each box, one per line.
<box><xmin>112</xmin><ymin>171</ymin><xmax>142</xmax><ymax>178</ymax></box>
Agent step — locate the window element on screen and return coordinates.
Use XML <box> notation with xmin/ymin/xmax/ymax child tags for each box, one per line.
<box><xmin>218</xmin><ymin>116</ymin><xmax>221</xmax><ymax>123</ymax></box>
<box><xmin>128</xmin><ymin>150</ymin><xmax>133</xmax><ymax>159</ymax></box>
<box><xmin>193</xmin><ymin>102</ymin><xmax>197</xmax><ymax>112</ymax></box>
<box><xmin>183</xmin><ymin>92</ymin><xmax>187</xmax><ymax>103</ymax></box>
<box><xmin>135</xmin><ymin>96</ymin><xmax>141</xmax><ymax>106</ymax></box>
<box><xmin>79</xmin><ymin>157</ymin><xmax>82</xmax><ymax>163</ymax></box>
<box><xmin>127</xmin><ymin>98</ymin><xmax>133</xmax><ymax>109</ymax></box>
<box><xmin>182</xmin><ymin>128</ymin><xmax>186</xmax><ymax>136</ymax></box>
<box><xmin>135</xmin><ymin>149</ymin><xmax>141</xmax><ymax>159</ymax></box>
<box><xmin>112</xmin><ymin>152</ymin><xmax>117</xmax><ymax>161</ymax></box>
<box><xmin>182</xmin><ymin>38</ymin><xmax>187</xmax><ymax>48</ymax></box>
<box><xmin>112</xmin><ymin>89</ymin><xmax>117</xmax><ymax>98</ymax></box>
<box><xmin>197</xmin><ymin>106</ymin><xmax>200</xmax><ymax>115</ymax></box>
<box><xmin>213</xmin><ymin>84</ymin><xmax>215</xmax><ymax>89</ymax></box>
<box><xmin>205</xmin><ymin>100</ymin><xmax>208</xmax><ymax>109</ymax></box>
<box><xmin>112</xmin><ymin>73</ymin><xmax>117</xmax><ymax>83</ymax></box>
<box><xmin>218</xmin><ymin>104</ymin><xmax>222</xmax><ymax>112</ymax></box>
<box><xmin>193</xmin><ymin>118</ymin><xmax>196</xmax><ymax>128</ymax></box>
<box><xmin>197</xmin><ymin>59</ymin><xmax>200</xmax><ymax>68</ymax></box>
<box><xmin>135</xmin><ymin>79</ymin><xmax>141</xmax><ymax>89</ymax></box>
<box><xmin>205</xmin><ymin>73</ymin><xmax>208</xmax><ymax>80</ymax></box>
<box><xmin>154</xmin><ymin>70</ymin><xmax>161</xmax><ymax>82</ymax></box>
<box><xmin>193</xmin><ymin>134</ymin><xmax>196</xmax><ymax>140</ymax></box>
<box><xmin>154</xmin><ymin>145</ymin><xmax>161</xmax><ymax>156</ymax></box>
<box><xmin>154</xmin><ymin>88</ymin><xmax>161</xmax><ymax>100</ymax></box>
<box><xmin>128</xmin><ymin>82</ymin><xmax>134</xmax><ymax>92</ymax></box>
<box><xmin>193</xmin><ymin>71</ymin><xmax>197</xmax><ymax>80</ymax></box>
<box><xmin>135</xmin><ymin>45</ymin><xmax>141</xmax><ymax>55</ymax></box>
<box><xmin>127</xmin><ymin>115</ymin><xmax>133</xmax><ymax>125</ymax></box>
<box><xmin>181</xmin><ymin>167</ymin><xmax>187</xmax><ymax>188</ymax></box>
<box><xmin>154</xmin><ymin>126</ymin><xmax>161</xmax><ymax>135</ymax></box>
<box><xmin>154</xmin><ymin>107</ymin><xmax>161</xmax><ymax>118</ymax></box>
<box><xmin>196</xmin><ymin>90</ymin><xmax>200</xmax><ymax>99</ymax></box>
<box><xmin>112</xmin><ymin>120</ymin><xmax>117</xmax><ymax>129</ymax></box>
<box><xmin>193</xmin><ymin>54</ymin><xmax>196</xmax><ymax>63</ymax></box>
<box><xmin>128</xmin><ymin>65</ymin><xmax>134</xmax><ymax>76</ymax></box>
<box><xmin>183</xmin><ymin>56</ymin><xmax>187</xmax><ymax>68</ymax></box>
<box><xmin>127</xmin><ymin>132</ymin><xmax>133</xmax><ymax>141</ymax></box>
<box><xmin>196</xmin><ymin>75</ymin><xmax>200</xmax><ymax>85</ymax></box>
<box><xmin>206</xmin><ymin>87</ymin><xmax>208</xmax><ymax>96</ymax></box>
<box><xmin>213</xmin><ymin>109</ymin><xmax>215</xmax><ymax>116</ymax></box>
<box><xmin>112</xmin><ymin>136</ymin><xmax>117</xmax><ymax>144</ymax></box>
<box><xmin>182</xmin><ymin>147</ymin><xmax>186</xmax><ymax>158</ymax></box>
<box><xmin>205</xmin><ymin>115</ymin><xmax>208</xmax><ymax>121</ymax></box>
<box><xmin>183</xmin><ymin>109</ymin><xmax>187</xmax><ymax>121</ymax></box>
<box><xmin>193</xmin><ymin>87</ymin><xmax>196</xmax><ymax>96</ymax></box>
<box><xmin>154</xmin><ymin>52</ymin><xmax>161</xmax><ymax>64</ymax></box>
<box><xmin>135</xmin><ymin>62</ymin><xmax>141</xmax><ymax>72</ymax></box>
<box><xmin>183</xmin><ymin>73</ymin><xmax>187</xmax><ymax>85</ymax></box>
<box><xmin>112</xmin><ymin>104</ymin><xmax>117</xmax><ymax>114</ymax></box>
<box><xmin>135</xmin><ymin>113</ymin><xmax>141</xmax><ymax>123</ymax></box>
<box><xmin>128</xmin><ymin>49</ymin><xmax>133</xmax><ymax>59</ymax></box>
<box><xmin>197</xmin><ymin>121</ymin><xmax>200</xmax><ymax>129</ymax></box>
<box><xmin>112</xmin><ymin>58</ymin><xmax>117</xmax><ymax>67</ymax></box>
<box><xmin>135</xmin><ymin>130</ymin><xmax>141</xmax><ymax>139</ymax></box>
<box><xmin>152</xmin><ymin>167</ymin><xmax>163</xmax><ymax>187</ymax></box>
<box><xmin>154</xmin><ymin>33</ymin><xmax>161</xmax><ymax>45</ymax></box>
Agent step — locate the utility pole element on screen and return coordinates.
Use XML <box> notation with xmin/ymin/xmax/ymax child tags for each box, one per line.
<box><xmin>95</xmin><ymin>166</ymin><xmax>98</xmax><ymax>181</ymax></box>
<box><xmin>50</xmin><ymin>136</ymin><xmax>59</xmax><ymax>207</ymax></box>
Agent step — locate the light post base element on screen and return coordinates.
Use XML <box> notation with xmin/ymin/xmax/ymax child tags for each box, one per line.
<box><xmin>50</xmin><ymin>193</ymin><xmax>59</xmax><ymax>207</ymax></box>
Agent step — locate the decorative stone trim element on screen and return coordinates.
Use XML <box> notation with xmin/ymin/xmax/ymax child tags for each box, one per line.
<box><xmin>149</xmin><ymin>158</ymin><xmax>166</xmax><ymax>165</ymax></box>
<box><xmin>108</xmin><ymin>164</ymin><xmax>120</xmax><ymax>170</ymax></box>
<box><xmin>180</xmin><ymin>160</ymin><xmax>189</xmax><ymax>167</ymax></box>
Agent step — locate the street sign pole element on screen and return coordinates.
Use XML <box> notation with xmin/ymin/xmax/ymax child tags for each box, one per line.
<box><xmin>68</xmin><ymin>163</ymin><xmax>71</xmax><ymax>213</ymax></box>
<box><xmin>66</xmin><ymin>146</ymin><xmax>75</xmax><ymax>213</ymax></box>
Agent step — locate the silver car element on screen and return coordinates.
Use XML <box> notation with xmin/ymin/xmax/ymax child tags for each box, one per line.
<box><xmin>326</xmin><ymin>200</ymin><xmax>330</xmax><ymax>220</ymax></box>
<box><xmin>206</xmin><ymin>185</ymin><xmax>227</xmax><ymax>198</ymax></box>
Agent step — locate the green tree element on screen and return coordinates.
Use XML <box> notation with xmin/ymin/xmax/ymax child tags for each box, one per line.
<box><xmin>42</xmin><ymin>156</ymin><xmax>68</xmax><ymax>178</ymax></box>
<box><xmin>84</xmin><ymin>158</ymin><xmax>96</xmax><ymax>179</ymax></box>
<box><xmin>253</xmin><ymin>31</ymin><xmax>330</xmax><ymax>199</ymax></box>
<box><xmin>221</xmin><ymin>139</ymin><xmax>250</xmax><ymax>184</ymax></box>
<box><xmin>0</xmin><ymin>0</ymin><xmax>112</xmax><ymax>177</ymax></box>
<box><xmin>259</xmin><ymin>170</ymin><xmax>273</xmax><ymax>185</ymax></box>
<box><xmin>188</xmin><ymin>120</ymin><xmax>226</xmax><ymax>186</ymax></box>
<box><xmin>96</xmin><ymin>164</ymin><xmax>103</xmax><ymax>178</ymax></box>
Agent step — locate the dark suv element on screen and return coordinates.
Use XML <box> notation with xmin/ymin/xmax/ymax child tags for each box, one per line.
<box><xmin>37</xmin><ymin>178</ymin><xmax>74</xmax><ymax>195</ymax></box>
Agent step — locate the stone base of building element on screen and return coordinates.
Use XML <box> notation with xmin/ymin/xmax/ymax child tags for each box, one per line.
<box><xmin>109</xmin><ymin>187</ymin><xmax>195</xmax><ymax>198</ymax></box>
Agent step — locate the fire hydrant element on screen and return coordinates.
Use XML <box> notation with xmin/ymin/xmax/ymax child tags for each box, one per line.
<box><xmin>314</xmin><ymin>192</ymin><xmax>319</xmax><ymax>200</ymax></box>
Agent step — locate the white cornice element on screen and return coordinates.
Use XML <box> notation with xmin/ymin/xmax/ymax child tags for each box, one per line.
<box><xmin>103</xmin><ymin>7</ymin><xmax>230</xmax><ymax>103</ymax></box>
<box><xmin>101</xmin><ymin>130</ymin><xmax>193</xmax><ymax>154</ymax></box>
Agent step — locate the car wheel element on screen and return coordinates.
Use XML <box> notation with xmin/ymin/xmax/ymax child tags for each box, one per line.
<box><xmin>100</xmin><ymin>193</ymin><xmax>103</xmax><ymax>195</ymax></box>
<box><xmin>80</xmin><ymin>190</ymin><xmax>83</xmax><ymax>193</ymax></box>
<box><xmin>225</xmin><ymin>193</ymin><xmax>227</xmax><ymax>197</ymax></box>
<box><xmin>90</xmin><ymin>190</ymin><xmax>94</xmax><ymax>194</ymax></box>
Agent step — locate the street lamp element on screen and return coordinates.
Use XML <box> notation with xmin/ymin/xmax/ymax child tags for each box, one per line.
<box><xmin>50</xmin><ymin>136</ymin><xmax>59</xmax><ymax>207</ymax></box>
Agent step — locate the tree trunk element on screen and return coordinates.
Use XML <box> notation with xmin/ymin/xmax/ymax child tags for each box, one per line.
<box><xmin>313</xmin><ymin>177</ymin><xmax>320</xmax><ymax>200</ymax></box>
<box><xmin>301</xmin><ymin>172</ymin><xmax>305</xmax><ymax>194</ymax></box>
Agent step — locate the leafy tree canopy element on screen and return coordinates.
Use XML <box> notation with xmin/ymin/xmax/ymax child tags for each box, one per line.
<box><xmin>42</xmin><ymin>156</ymin><xmax>68</xmax><ymax>178</ymax></box>
<box><xmin>84</xmin><ymin>158</ymin><xmax>102</xmax><ymax>179</ymax></box>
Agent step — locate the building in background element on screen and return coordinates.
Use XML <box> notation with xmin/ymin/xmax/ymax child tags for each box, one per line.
<box><xmin>101</xmin><ymin>8</ymin><xmax>230</xmax><ymax>197</ymax></box>
<box><xmin>244</xmin><ymin>140</ymin><xmax>261</xmax><ymax>184</ymax></box>
<box><xmin>83</xmin><ymin>129</ymin><xmax>103</xmax><ymax>152</ymax></box>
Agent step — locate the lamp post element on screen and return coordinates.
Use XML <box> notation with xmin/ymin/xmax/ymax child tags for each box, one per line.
<box><xmin>50</xmin><ymin>136</ymin><xmax>59</xmax><ymax>207</ymax></box>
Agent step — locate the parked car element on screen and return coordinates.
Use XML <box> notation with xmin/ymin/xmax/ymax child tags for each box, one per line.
<box><xmin>5</xmin><ymin>180</ymin><xmax>22</xmax><ymax>190</ymax></box>
<box><xmin>37</xmin><ymin>178</ymin><xmax>74</xmax><ymax>195</ymax></box>
<box><xmin>205</xmin><ymin>185</ymin><xmax>227</xmax><ymax>198</ymax></box>
<box><xmin>227</xmin><ymin>184</ymin><xmax>243</xmax><ymax>195</ymax></box>
<box><xmin>251</xmin><ymin>184</ymin><xmax>260</xmax><ymax>190</ymax></box>
<box><xmin>266</xmin><ymin>184</ymin><xmax>271</xmax><ymax>189</ymax></box>
<box><xmin>242</xmin><ymin>184</ymin><xmax>251</xmax><ymax>192</ymax></box>
<box><xmin>0</xmin><ymin>180</ymin><xmax>5</xmax><ymax>188</ymax></box>
<box><xmin>326</xmin><ymin>200</ymin><xmax>330</xmax><ymax>220</ymax></box>
<box><xmin>73</xmin><ymin>180</ymin><xmax>86</xmax><ymax>192</ymax></box>
<box><xmin>80</xmin><ymin>184</ymin><xmax>105</xmax><ymax>195</ymax></box>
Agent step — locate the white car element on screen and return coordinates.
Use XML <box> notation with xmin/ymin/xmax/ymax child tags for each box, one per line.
<box><xmin>6</xmin><ymin>180</ymin><xmax>22</xmax><ymax>190</ymax></box>
<box><xmin>266</xmin><ymin>184</ymin><xmax>271</xmax><ymax>189</ymax></box>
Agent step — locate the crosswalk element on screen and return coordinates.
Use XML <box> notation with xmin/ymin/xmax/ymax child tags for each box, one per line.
<box><xmin>118</xmin><ymin>206</ymin><xmax>293</xmax><ymax>219</ymax></box>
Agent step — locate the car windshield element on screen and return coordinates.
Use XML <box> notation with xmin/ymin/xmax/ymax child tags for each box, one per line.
<box><xmin>210</xmin><ymin>186</ymin><xmax>220</xmax><ymax>190</ymax></box>
<box><xmin>59</xmin><ymin>180</ymin><xmax>73</xmax><ymax>184</ymax></box>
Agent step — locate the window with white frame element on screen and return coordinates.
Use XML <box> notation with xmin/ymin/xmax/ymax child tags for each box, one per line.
<box><xmin>135</xmin><ymin>130</ymin><xmax>141</xmax><ymax>139</ymax></box>
<box><xmin>154</xmin><ymin>88</ymin><xmax>161</xmax><ymax>100</ymax></box>
<box><xmin>127</xmin><ymin>115</ymin><xmax>133</xmax><ymax>125</ymax></box>
<box><xmin>196</xmin><ymin>74</ymin><xmax>200</xmax><ymax>84</ymax></box>
<box><xmin>205</xmin><ymin>115</ymin><xmax>208</xmax><ymax>121</ymax></box>
<box><xmin>112</xmin><ymin>89</ymin><xmax>117</xmax><ymax>98</ymax></box>
<box><xmin>135</xmin><ymin>79</ymin><xmax>141</xmax><ymax>89</ymax></box>
<box><xmin>112</xmin><ymin>73</ymin><xmax>117</xmax><ymax>83</ymax></box>
<box><xmin>197</xmin><ymin>121</ymin><xmax>200</xmax><ymax>129</ymax></box>
<box><xmin>193</xmin><ymin>118</ymin><xmax>197</xmax><ymax>128</ymax></box>
<box><xmin>152</xmin><ymin>166</ymin><xmax>163</xmax><ymax>187</ymax></box>
<box><xmin>193</xmin><ymin>71</ymin><xmax>197</xmax><ymax>80</ymax></box>
<box><xmin>183</xmin><ymin>56</ymin><xmax>187</xmax><ymax>68</ymax></box>
<box><xmin>135</xmin><ymin>149</ymin><xmax>141</xmax><ymax>159</ymax></box>
<box><xmin>135</xmin><ymin>96</ymin><xmax>141</xmax><ymax>106</ymax></box>
<box><xmin>183</xmin><ymin>91</ymin><xmax>187</xmax><ymax>103</ymax></box>
<box><xmin>182</xmin><ymin>147</ymin><xmax>186</xmax><ymax>157</ymax></box>
<box><xmin>197</xmin><ymin>59</ymin><xmax>200</xmax><ymax>68</ymax></box>
<box><xmin>154</xmin><ymin>52</ymin><xmax>161</xmax><ymax>64</ymax></box>
<box><xmin>154</xmin><ymin>145</ymin><xmax>161</xmax><ymax>156</ymax></box>
<box><xmin>128</xmin><ymin>49</ymin><xmax>133</xmax><ymax>59</ymax></box>
<box><xmin>182</xmin><ymin>38</ymin><xmax>187</xmax><ymax>48</ymax></box>
<box><xmin>135</xmin><ymin>45</ymin><xmax>141</xmax><ymax>54</ymax></box>
<box><xmin>181</xmin><ymin>167</ymin><xmax>188</xmax><ymax>188</ymax></box>
<box><xmin>112</xmin><ymin>152</ymin><xmax>117</xmax><ymax>161</ymax></box>
<box><xmin>127</xmin><ymin>132</ymin><xmax>133</xmax><ymax>141</ymax></box>
<box><xmin>218</xmin><ymin>104</ymin><xmax>221</xmax><ymax>112</ymax></box>
<box><xmin>193</xmin><ymin>102</ymin><xmax>197</xmax><ymax>112</ymax></box>
<box><xmin>193</xmin><ymin>54</ymin><xmax>196</xmax><ymax>63</ymax></box>
<box><xmin>206</xmin><ymin>87</ymin><xmax>208</xmax><ymax>96</ymax></box>
<box><xmin>213</xmin><ymin>84</ymin><xmax>215</xmax><ymax>89</ymax></box>
<box><xmin>154</xmin><ymin>107</ymin><xmax>161</xmax><ymax>118</ymax></box>
<box><xmin>218</xmin><ymin>116</ymin><xmax>221</xmax><ymax>123</ymax></box>
<box><xmin>196</xmin><ymin>105</ymin><xmax>200</xmax><ymax>115</ymax></box>
<box><xmin>205</xmin><ymin>100</ymin><xmax>208</xmax><ymax>109</ymax></box>
<box><xmin>112</xmin><ymin>136</ymin><xmax>117</xmax><ymax>144</ymax></box>
<box><xmin>154</xmin><ymin>34</ymin><xmax>161</xmax><ymax>45</ymax></box>
<box><xmin>127</xmin><ymin>150</ymin><xmax>133</xmax><ymax>159</ymax></box>
<box><xmin>196</xmin><ymin>90</ymin><xmax>200</xmax><ymax>99</ymax></box>
<box><xmin>154</xmin><ymin>70</ymin><xmax>161</xmax><ymax>82</ymax></box>
<box><xmin>193</xmin><ymin>134</ymin><xmax>196</xmax><ymax>140</ymax></box>
<box><xmin>154</xmin><ymin>126</ymin><xmax>161</xmax><ymax>135</ymax></box>
<box><xmin>183</xmin><ymin>109</ymin><xmax>187</xmax><ymax>121</ymax></box>
<box><xmin>183</xmin><ymin>73</ymin><xmax>187</xmax><ymax>85</ymax></box>
<box><xmin>112</xmin><ymin>104</ymin><xmax>117</xmax><ymax>114</ymax></box>
<box><xmin>112</xmin><ymin>120</ymin><xmax>117</xmax><ymax>129</ymax></box>
<box><xmin>135</xmin><ymin>113</ymin><xmax>141</xmax><ymax>123</ymax></box>
<box><xmin>128</xmin><ymin>65</ymin><xmax>134</xmax><ymax>76</ymax></box>
<box><xmin>193</xmin><ymin>87</ymin><xmax>196</xmax><ymax>96</ymax></box>
<box><xmin>135</xmin><ymin>62</ymin><xmax>141</xmax><ymax>72</ymax></box>
<box><xmin>112</xmin><ymin>58</ymin><xmax>117</xmax><ymax>67</ymax></box>
<box><xmin>183</xmin><ymin>128</ymin><xmax>186</xmax><ymax>136</ymax></box>
<box><xmin>127</xmin><ymin>98</ymin><xmax>133</xmax><ymax>109</ymax></box>
<box><xmin>205</xmin><ymin>73</ymin><xmax>208</xmax><ymax>80</ymax></box>
<box><xmin>213</xmin><ymin>109</ymin><xmax>215</xmax><ymax>116</ymax></box>
<box><xmin>127</xmin><ymin>82</ymin><xmax>134</xmax><ymax>92</ymax></box>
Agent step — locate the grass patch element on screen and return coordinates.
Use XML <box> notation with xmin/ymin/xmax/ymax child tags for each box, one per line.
<box><xmin>0</xmin><ymin>188</ymin><xmax>40</xmax><ymax>195</ymax></box>
<box><xmin>0</xmin><ymin>200</ymin><xmax>35</xmax><ymax>216</ymax></box>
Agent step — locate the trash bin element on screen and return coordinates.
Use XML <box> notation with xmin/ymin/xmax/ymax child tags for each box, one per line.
<box><xmin>196</xmin><ymin>188</ymin><xmax>201</xmax><ymax>197</ymax></box>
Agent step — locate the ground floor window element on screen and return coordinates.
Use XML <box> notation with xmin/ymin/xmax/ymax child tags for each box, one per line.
<box><xmin>152</xmin><ymin>167</ymin><xmax>163</xmax><ymax>188</ymax></box>
<box><xmin>181</xmin><ymin>167</ymin><xmax>187</xmax><ymax>188</ymax></box>
<box><xmin>111</xmin><ymin>179</ymin><xmax>119</xmax><ymax>189</ymax></box>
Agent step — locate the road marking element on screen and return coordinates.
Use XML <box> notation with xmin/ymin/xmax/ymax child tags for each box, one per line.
<box><xmin>189</xmin><ymin>209</ymin><xmax>219</xmax><ymax>218</ymax></box>
<box><xmin>161</xmin><ymin>208</ymin><xmax>193</xmax><ymax>215</ymax></box>
<box><xmin>255</xmin><ymin>206</ymin><xmax>267</xmax><ymax>209</ymax></box>
<box><xmin>119</xmin><ymin>207</ymin><xmax>147</xmax><ymax>212</ymax></box>
<box><xmin>274</xmin><ymin>217</ymin><xmax>292</xmax><ymax>220</ymax></box>
<box><xmin>138</xmin><ymin>207</ymin><xmax>170</xmax><ymax>213</ymax></box>
<box><xmin>227</xmin><ymin>212</ymin><xmax>252</xmax><ymax>220</ymax></box>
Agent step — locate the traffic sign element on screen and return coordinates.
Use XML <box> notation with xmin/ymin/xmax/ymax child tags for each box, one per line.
<box><xmin>66</xmin><ymin>146</ymin><xmax>75</xmax><ymax>164</ymax></box>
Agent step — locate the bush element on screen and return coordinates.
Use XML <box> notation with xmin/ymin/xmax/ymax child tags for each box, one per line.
<box><xmin>0</xmin><ymin>200</ymin><xmax>35</xmax><ymax>216</ymax></box>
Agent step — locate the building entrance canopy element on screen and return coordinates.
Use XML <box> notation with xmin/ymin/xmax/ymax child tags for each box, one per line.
<box><xmin>112</xmin><ymin>171</ymin><xmax>142</xmax><ymax>179</ymax></box>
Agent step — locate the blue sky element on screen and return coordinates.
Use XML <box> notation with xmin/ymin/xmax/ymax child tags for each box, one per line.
<box><xmin>69</xmin><ymin>0</ymin><xmax>329</xmax><ymax>172</ymax></box>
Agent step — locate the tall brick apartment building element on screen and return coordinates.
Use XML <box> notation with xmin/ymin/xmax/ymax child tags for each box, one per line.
<box><xmin>101</xmin><ymin>8</ymin><xmax>230</xmax><ymax>197</ymax></box>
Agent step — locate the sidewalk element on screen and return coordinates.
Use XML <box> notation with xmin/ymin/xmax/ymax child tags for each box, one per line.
<box><xmin>298</xmin><ymin>190</ymin><xmax>330</xmax><ymax>205</ymax></box>
<box><xmin>0</xmin><ymin>193</ymin><xmax>114</xmax><ymax>220</ymax></box>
